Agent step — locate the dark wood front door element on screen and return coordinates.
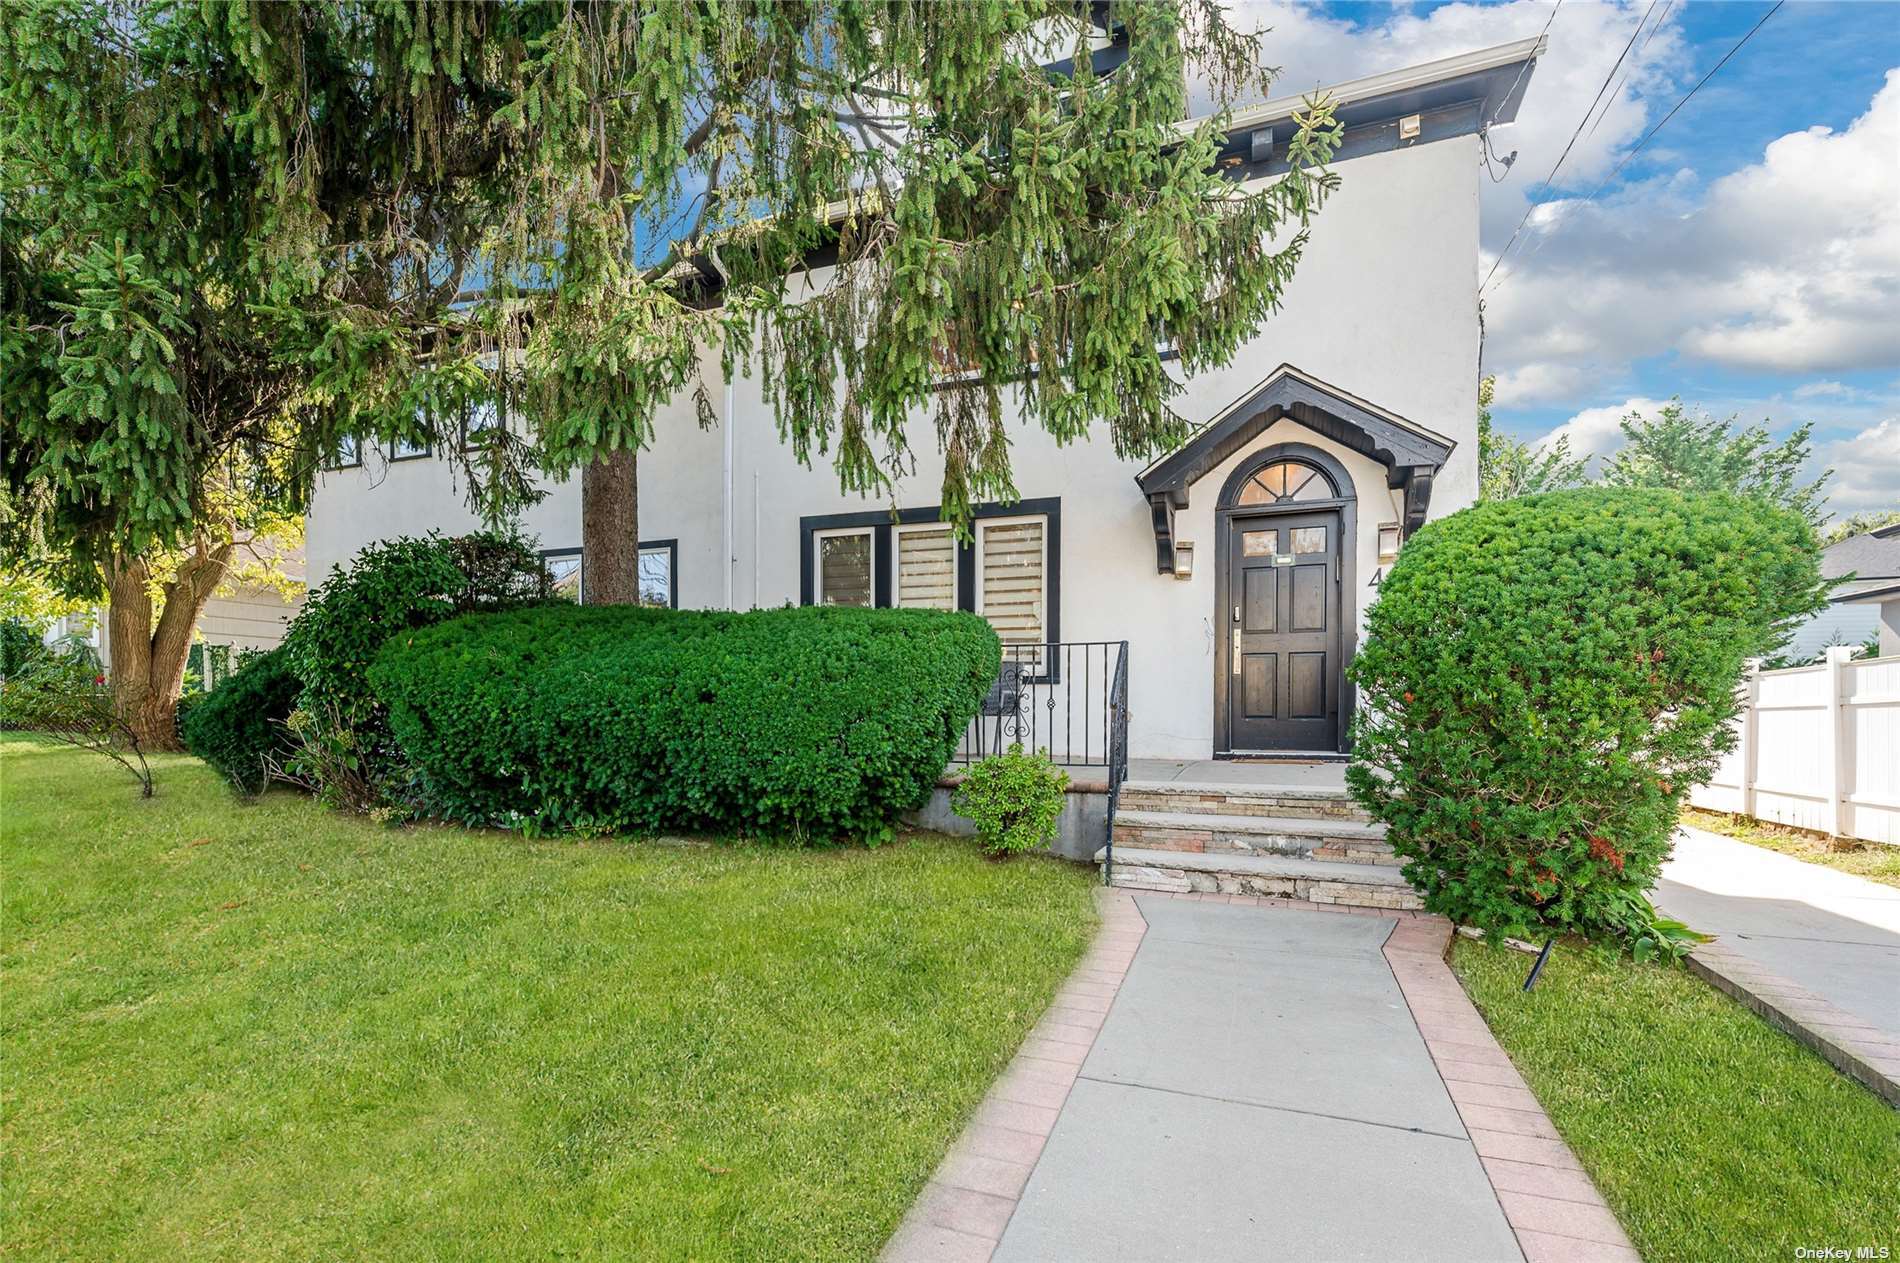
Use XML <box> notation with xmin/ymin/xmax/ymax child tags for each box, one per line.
<box><xmin>1223</xmin><ymin>510</ymin><xmax>1342</xmax><ymax>751</ymax></box>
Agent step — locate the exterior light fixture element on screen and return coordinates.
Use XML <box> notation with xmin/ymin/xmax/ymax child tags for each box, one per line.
<box><xmin>1173</xmin><ymin>541</ymin><xmax>1195</xmax><ymax>580</ymax></box>
<box><xmin>1378</xmin><ymin>523</ymin><xmax>1402</xmax><ymax>563</ymax></box>
<box><xmin>1399</xmin><ymin>113</ymin><xmax>1422</xmax><ymax>141</ymax></box>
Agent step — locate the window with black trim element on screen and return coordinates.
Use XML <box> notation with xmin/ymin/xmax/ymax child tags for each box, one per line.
<box><xmin>815</xmin><ymin>527</ymin><xmax>875</xmax><ymax>607</ymax></box>
<box><xmin>388</xmin><ymin>435</ymin><xmax>431</xmax><ymax>462</ymax></box>
<box><xmin>798</xmin><ymin>500</ymin><xmax>1060</xmax><ymax>668</ymax></box>
<box><xmin>540</xmin><ymin>543</ymin><xmax>679</xmax><ymax>608</ymax></box>
<box><xmin>543</xmin><ymin>549</ymin><xmax>583</xmax><ymax>602</ymax></box>
<box><xmin>895</xmin><ymin>523</ymin><xmax>956</xmax><ymax>610</ymax></box>
<box><xmin>976</xmin><ymin>515</ymin><xmax>1048</xmax><ymax>656</ymax></box>
<box><xmin>638</xmin><ymin>541</ymin><xmax>677</xmax><ymax>608</ymax></box>
<box><xmin>461</xmin><ymin>399</ymin><xmax>504</xmax><ymax>450</ymax></box>
<box><xmin>328</xmin><ymin>434</ymin><xmax>362</xmax><ymax>470</ymax></box>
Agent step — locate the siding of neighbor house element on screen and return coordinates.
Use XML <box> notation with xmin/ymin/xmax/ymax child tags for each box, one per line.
<box><xmin>307</xmin><ymin>115</ymin><xmax>1482</xmax><ymax>759</ymax></box>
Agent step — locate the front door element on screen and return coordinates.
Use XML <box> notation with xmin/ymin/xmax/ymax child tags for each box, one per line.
<box><xmin>1223</xmin><ymin>511</ymin><xmax>1342</xmax><ymax>751</ymax></box>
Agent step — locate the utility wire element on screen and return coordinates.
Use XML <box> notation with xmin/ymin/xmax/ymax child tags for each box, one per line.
<box><xmin>1478</xmin><ymin>0</ymin><xmax>1565</xmax><ymax>185</ymax></box>
<box><xmin>1482</xmin><ymin>0</ymin><xmax>1657</xmax><ymax>292</ymax></box>
<box><xmin>1486</xmin><ymin>0</ymin><xmax>1784</xmax><ymax>297</ymax></box>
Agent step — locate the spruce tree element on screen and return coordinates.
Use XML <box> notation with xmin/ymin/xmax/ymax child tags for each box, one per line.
<box><xmin>3</xmin><ymin>2</ymin><xmax>1339</xmax><ymax>745</ymax></box>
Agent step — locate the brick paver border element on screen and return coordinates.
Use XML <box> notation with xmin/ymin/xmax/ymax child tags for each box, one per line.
<box><xmin>883</xmin><ymin>890</ymin><xmax>1639</xmax><ymax>1263</ymax></box>
<box><xmin>880</xmin><ymin>887</ymin><xmax>1148</xmax><ymax>1262</ymax></box>
<box><xmin>1684</xmin><ymin>940</ymin><xmax>1900</xmax><ymax>1109</ymax></box>
<box><xmin>1383</xmin><ymin>918</ymin><xmax>1640</xmax><ymax>1263</ymax></box>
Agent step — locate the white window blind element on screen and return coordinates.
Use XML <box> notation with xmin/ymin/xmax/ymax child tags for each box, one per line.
<box><xmin>979</xmin><ymin>518</ymin><xmax>1046</xmax><ymax>650</ymax></box>
<box><xmin>897</xmin><ymin>526</ymin><xmax>957</xmax><ymax>610</ymax></box>
<box><xmin>818</xmin><ymin>531</ymin><xmax>874</xmax><ymax>607</ymax></box>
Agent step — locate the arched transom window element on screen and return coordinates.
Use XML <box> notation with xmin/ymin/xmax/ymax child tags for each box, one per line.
<box><xmin>1235</xmin><ymin>460</ymin><xmax>1336</xmax><ymax>506</ymax></box>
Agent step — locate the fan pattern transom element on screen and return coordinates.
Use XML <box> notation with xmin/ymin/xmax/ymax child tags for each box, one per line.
<box><xmin>1234</xmin><ymin>460</ymin><xmax>1336</xmax><ymax>506</ymax></box>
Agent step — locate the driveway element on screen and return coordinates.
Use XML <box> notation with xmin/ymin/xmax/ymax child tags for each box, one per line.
<box><xmin>992</xmin><ymin>898</ymin><xmax>1521</xmax><ymax>1262</ymax></box>
<box><xmin>1657</xmin><ymin>825</ymin><xmax>1900</xmax><ymax>1044</ymax></box>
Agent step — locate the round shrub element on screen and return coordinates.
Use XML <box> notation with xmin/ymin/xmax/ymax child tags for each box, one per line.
<box><xmin>281</xmin><ymin>530</ymin><xmax>550</xmax><ymax>802</ymax></box>
<box><xmin>180</xmin><ymin>646</ymin><xmax>300</xmax><ymax>795</ymax></box>
<box><xmin>1346</xmin><ymin>488</ymin><xmax>1825</xmax><ymax>952</ymax></box>
<box><xmin>952</xmin><ymin>745</ymin><xmax>1070</xmax><ymax>857</ymax></box>
<box><xmin>368</xmin><ymin>604</ymin><xmax>1002</xmax><ymax>842</ymax></box>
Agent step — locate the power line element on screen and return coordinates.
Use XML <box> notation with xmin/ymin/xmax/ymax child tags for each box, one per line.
<box><xmin>1486</xmin><ymin>0</ymin><xmax>1784</xmax><ymax>296</ymax></box>
<box><xmin>1482</xmin><ymin>0</ymin><xmax>1658</xmax><ymax>290</ymax></box>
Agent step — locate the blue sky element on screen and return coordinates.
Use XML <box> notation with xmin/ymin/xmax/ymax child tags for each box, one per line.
<box><xmin>1237</xmin><ymin>0</ymin><xmax>1900</xmax><ymax>518</ymax></box>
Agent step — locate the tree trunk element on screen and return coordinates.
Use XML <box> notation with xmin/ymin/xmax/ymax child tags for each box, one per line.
<box><xmin>581</xmin><ymin>447</ymin><xmax>639</xmax><ymax>605</ymax></box>
<box><xmin>105</xmin><ymin>542</ymin><xmax>231</xmax><ymax>751</ymax></box>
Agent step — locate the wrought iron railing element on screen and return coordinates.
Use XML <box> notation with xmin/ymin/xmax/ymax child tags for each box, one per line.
<box><xmin>954</xmin><ymin>641</ymin><xmax>1125</xmax><ymax>768</ymax></box>
<box><xmin>953</xmin><ymin>640</ymin><xmax>1131</xmax><ymax>883</ymax></box>
<box><xmin>1105</xmin><ymin>640</ymin><xmax>1129</xmax><ymax>886</ymax></box>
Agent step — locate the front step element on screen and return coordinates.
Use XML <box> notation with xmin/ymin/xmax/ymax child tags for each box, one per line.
<box><xmin>1112</xmin><ymin>808</ymin><xmax>1394</xmax><ymax>866</ymax></box>
<box><xmin>1115</xmin><ymin>779</ymin><xmax>1371</xmax><ymax>824</ymax></box>
<box><xmin>1095</xmin><ymin>846</ymin><xmax>1422</xmax><ymax>912</ymax></box>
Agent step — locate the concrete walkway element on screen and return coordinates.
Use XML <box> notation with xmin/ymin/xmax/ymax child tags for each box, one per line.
<box><xmin>1658</xmin><ymin>826</ymin><xmax>1900</xmax><ymax>1042</ymax></box>
<box><xmin>885</xmin><ymin>892</ymin><xmax>1633</xmax><ymax>1262</ymax></box>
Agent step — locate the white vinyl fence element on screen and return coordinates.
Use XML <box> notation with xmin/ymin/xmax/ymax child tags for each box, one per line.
<box><xmin>1691</xmin><ymin>648</ymin><xmax>1900</xmax><ymax>846</ymax></box>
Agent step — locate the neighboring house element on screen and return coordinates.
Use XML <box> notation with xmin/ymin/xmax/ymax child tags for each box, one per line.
<box><xmin>1785</xmin><ymin>522</ymin><xmax>1900</xmax><ymax>661</ymax></box>
<box><xmin>47</xmin><ymin>548</ymin><xmax>307</xmax><ymax>689</ymax></box>
<box><xmin>306</xmin><ymin>39</ymin><xmax>1544</xmax><ymax>763</ymax></box>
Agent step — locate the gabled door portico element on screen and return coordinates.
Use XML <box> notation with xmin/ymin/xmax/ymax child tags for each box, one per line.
<box><xmin>1132</xmin><ymin>365</ymin><xmax>1456</xmax><ymax>758</ymax></box>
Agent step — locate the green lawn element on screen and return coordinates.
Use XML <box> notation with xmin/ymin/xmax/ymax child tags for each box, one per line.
<box><xmin>1682</xmin><ymin>807</ymin><xmax>1900</xmax><ymax>890</ymax></box>
<box><xmin>0</xmin><ymin>737</ymin><xmax>1098</xmax><ymax>1261</ymax></box>
<box><xmin>1454</xmin><ymin>940</ymin><xmax>1900</xmax><ymax>1263</ymax></box>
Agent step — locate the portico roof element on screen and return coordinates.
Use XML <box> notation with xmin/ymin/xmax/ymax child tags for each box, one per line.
<box><xmin>1134</xmin><ymin>364</ymin><xmax>1455</xmax><ymax>573</ymax></box>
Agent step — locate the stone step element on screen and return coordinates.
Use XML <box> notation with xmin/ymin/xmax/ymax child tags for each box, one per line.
<box><xmin>1094</xmin><ymin>846</ymin><xmax>1422</xmax><ymax>912</ymax></box>
<box><xmin>1114</xmin><ymin>779</ymin><xmax>1372</xmax><ymax>824</ymax></box>
<box><xmin>1111</xmin><ymin>809</ymin><xmax>1394</xmax><ymax>865</ymax></box>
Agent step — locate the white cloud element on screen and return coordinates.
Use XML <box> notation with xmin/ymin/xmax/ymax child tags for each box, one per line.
<box><xmin>1488</xmin><ymin>362</ymin><xmax>1590</xmax><ymax>406</ymax></box>
<box><xmin>1822</xmin><ymin>418</ymin><xmax>1900</xmax><ymax>514</ymax></box>
<box><xmin>1484</xmin><ymin>68</ymin><xmax>1900</xmax><ymax>387</ymax></box>
<box><xmin>1536</xmin><ymin>396</ymin><xmax>1669</xmax><ymax>465</ymax></box>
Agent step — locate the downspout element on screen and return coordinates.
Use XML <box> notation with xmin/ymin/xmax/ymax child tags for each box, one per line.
<box><xmin>709</xmin><ymin>247</ymin><xmax>737</xmax><ymax>612</ymax></box>
<box><xmin>723</xmin><ymin>378</ymin><xmax>735</xmax><ymax>610</ymax></box>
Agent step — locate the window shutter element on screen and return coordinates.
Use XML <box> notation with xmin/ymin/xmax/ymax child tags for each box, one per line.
<box><xmin>897</xmin><ymin>527</ymin><xmax>957</xmax><ymax>610</ymax></box>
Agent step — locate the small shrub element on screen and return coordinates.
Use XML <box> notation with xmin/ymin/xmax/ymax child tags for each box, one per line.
<box><xmin>281</xmin><ymin>530</ymin><xmax>550</xmax><ymax>805</ymax></box>
<box><xmin>1347</xmin><ymin>488</ymin><xmax>1825</xmax><ymax>954</ymax></box>
<box><xmin>180</xmin><ymin>647</ymin><xmax>300</xmax><ymax>795</ymax></box>
<box><xmin>368</xmin><ymin>603</ymin><xmax>1001</xmax><ymax>841</ymax></box>
<box><xmin>953</xmin><ymin>745</ymin><xmax>1069</xmax><ymax>857</ymax></box>
<box><xmin>0</xmin><ymin>637</ymin><xmax>151</xmax><ymax>795</ymax></box>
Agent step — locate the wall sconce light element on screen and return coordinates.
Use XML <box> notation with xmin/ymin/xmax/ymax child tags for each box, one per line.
<box><xmin>1399</xmin><ymin>113</ymin><xmax>1422</xmax><ymax>142</ymax></box>
<box><xmin>1377</xmin><ymin>523</ymin><xmax>1402</xmax><ymax>563</ymax></box>
<box><xmin>1173</xmin><ymin>541</ymin><xmax>1195</xmax><ymax>580</ymax></box>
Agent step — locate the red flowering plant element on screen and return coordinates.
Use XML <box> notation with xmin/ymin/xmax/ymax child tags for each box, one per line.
<box><xmin>1346</xmin><ymin>489</ymin><xmax>1825</xmax><ymax>958</ymax></box>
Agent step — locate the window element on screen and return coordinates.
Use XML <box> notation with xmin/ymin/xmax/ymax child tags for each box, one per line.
<box><xmin>638</xmin><ymin>542</ymin><xmax>676</xmax><ymax>608</ymax></box>
<box><xmin>816</xmin><ymin>529</ymin><xmax>875</xmax><ymax>607</ymax></box>
<box><xmin>388</xmin><ymin>435</ymin><xmax>431</xmax><ymax>461</ymax></box>
<box><xmin>329</xmin><ymin>435</ymin><xmax>362</xmax><ymax>470</ymax></box>
<box><xmin>797</xmin><ymin>499</ymin><xmax>1060</xmax><ymax>674</ymax></box>
<box><xmin>896</xmin><ymin>524</ymin><xmax>957</xmax><ymax>610</ymax></box>
<box><xmin>462</xmin><ymin>399</ymin><xmax>504</xmax><ymax>449</ymax></box>
<box><xmin>978</xmin><ymin>517</ymin><xmax>1048</xmax><ymax>654</ymax></box>
<box><xmin>543</xmin><ymin>542</ymin><xmax>678</xmax><ymax>608</ymax></box>
<box><xmin>1235</xmin><ymin>460</ymin><xmax>1335</xmax><ymax>505</ymax></box>
<box><xmin>545</xmin><ymin>550</ymin><xmax>583</xmax><ymax>602</ymax></box>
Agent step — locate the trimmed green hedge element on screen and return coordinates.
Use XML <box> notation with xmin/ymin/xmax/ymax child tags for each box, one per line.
<box><xmin>281</xmin><ymin>531</ymin><xmax>551</xmax><ymax>803</ymax></box>
<box><xmin>180</xmin><ymin>647</ymin><xmax>300</xmax><ymax>794</ymax></box>
<box><xmin>369</xmin><ymin>604</ymin><xmax>1002</xmax><ymax>841</ymax></box>
<box><xmin>1346</xmin><ymin>488</ymin><xmax>1825</xmax><ymax>952</ymax></box>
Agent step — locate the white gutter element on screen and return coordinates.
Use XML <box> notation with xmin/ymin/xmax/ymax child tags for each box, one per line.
<box><xmin>1175</xmin><ymin>34</ymin><xmax>1549</xmax><ymax>137</ymax></box>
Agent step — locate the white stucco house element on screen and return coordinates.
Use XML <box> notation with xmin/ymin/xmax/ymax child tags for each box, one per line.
<box><xmin>306</xmin><ymin>38</ymin><xmax>1544</xmax><ymax>775</ymax></box>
